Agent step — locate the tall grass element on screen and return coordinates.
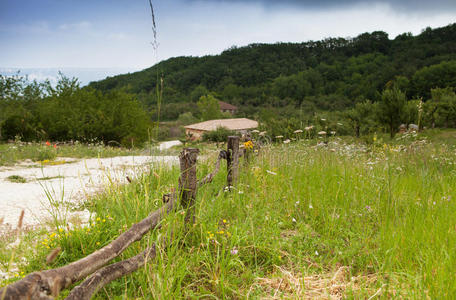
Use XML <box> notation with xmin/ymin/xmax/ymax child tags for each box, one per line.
<box><xmin>1</xmin><ymin>137</ymin><xmax>455</xmax><ymax>298</ymax></box>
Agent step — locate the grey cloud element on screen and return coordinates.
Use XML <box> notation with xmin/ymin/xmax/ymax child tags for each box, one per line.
<box><xmin>185</xmin><ymin>0</ymin><xmax>456</xmax><ymax>13</ymax></box>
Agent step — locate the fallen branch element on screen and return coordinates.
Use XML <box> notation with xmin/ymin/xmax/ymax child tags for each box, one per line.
<box><xmin>0</xmin><ymin>195</ymin><xmax>176</xmax><ymax>300</ymax></box>
<box><xmin>198</xmin><ymin>150</ymin><xmax>227</xmax><ymax>187</ymax></box>
<box><xmin>65</xmin><ymin>245</ymin><xmax>157</xmax><ymax>300</ymax></box>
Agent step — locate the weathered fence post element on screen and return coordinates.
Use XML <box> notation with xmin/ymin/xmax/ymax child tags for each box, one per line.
<box><xmin>227</xmin><ymin>136</ymin><xmax>240</xmax><ymax>188</ymax></box>
<box><xmin>178</xmin><ymin>148</ymin><xmax>199</xmax><ymax>224</ymax></box>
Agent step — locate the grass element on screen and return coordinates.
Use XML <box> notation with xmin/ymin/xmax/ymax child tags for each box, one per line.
<box><xmin>0</xmin><ymin>141</ymin><xmax>143</xmax><ymax>167</ymax></box>
<box><xmin>5</xmin><ymin>175</ymin><xmax>26</xmax><ymax>183</ymax></box>
<box><xmin>1</xmin><ymin>131</ymin><xmax>456</xmax><ymax>298</ymax></box>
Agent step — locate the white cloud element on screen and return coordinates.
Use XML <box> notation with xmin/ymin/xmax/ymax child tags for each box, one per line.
<box><xmin>59</xmin><ymin>21</ymin><xmax>91</xmax><ymax>31</ymax></box>
<box><xmin>107</xmin><ymin>33</ymin><xmax>127</xmax><ymax>41</ymax></box>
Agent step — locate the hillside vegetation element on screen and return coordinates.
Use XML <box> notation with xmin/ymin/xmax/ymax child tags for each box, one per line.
<box><xmin>1</xmin><ymin>24</ymin><xmax>455</xmax><ymax>143</ymax></box>
<box><xmin>89</xmin><ymin>23</ymin><xmax>456</xmax><ymax>121</ymax></box>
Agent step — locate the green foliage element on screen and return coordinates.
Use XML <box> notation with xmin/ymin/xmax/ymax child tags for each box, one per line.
<box><xmin>202</xmin><ymin>126</ymin><xmax>236</xmax><ymax>143</ymax></box>
<box><xmin>0</xmin><ymin>74</ymin><xmax>151</xmax><ymax>146</ymax></box>
<box><xmin>378</xmin><ymin>87</ymin><xmax>408</xmax><ymax>137</ymax></box>
<box><xmin>89</xmin><ymin>23</ymin><xmax>456</xmax><ymax>118</ymax></box>
<box><xmin>197</xmin><ymin>94</ymin><xmax>223</xmax><ymax>121</ymax></box>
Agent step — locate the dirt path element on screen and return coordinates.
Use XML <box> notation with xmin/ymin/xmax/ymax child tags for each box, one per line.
<box><xmin>0</xmin><ymin>155</ymin><xmax>177</xmax><ymax>232</ymax></box>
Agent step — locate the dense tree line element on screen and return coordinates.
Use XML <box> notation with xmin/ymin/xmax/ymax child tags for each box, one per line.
<box><xmin>2</xmin><ymin>24</ymin><xmax>456</xmax><ymax>143</ymax></box>
<box><xmin>0</xmin><ymin>74</ymin><xmax>150</xmax><ymax>145</ymax></box>
<box><xmin>89</xmin><ymin>23</ymin><xmax>456</xmax><ymax>119</ymax></box>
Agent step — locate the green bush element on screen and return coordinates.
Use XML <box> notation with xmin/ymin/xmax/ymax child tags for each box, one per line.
<box><xmin>202</xmin><ymin>126</ymin><xmax>237</xmax><ymax>143</ymax></box>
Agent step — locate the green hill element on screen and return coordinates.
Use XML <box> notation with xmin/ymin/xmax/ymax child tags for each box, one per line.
<box><xmin>89</xmin><ymin>23</ymin><xmax>456</xmax><ymax>120</ymax></box>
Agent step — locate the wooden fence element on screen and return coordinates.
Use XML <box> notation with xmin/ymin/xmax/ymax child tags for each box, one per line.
<box><xmin>0</xmin><ymin>136</ymin><xmax>247</xmax><ymax>300</ymax></box>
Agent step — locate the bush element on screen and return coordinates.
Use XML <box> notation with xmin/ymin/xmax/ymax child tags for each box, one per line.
<box><xmin>202</xmin><ymin>127</ymin><xmax>237</xmax><ymax>143</ymax></box>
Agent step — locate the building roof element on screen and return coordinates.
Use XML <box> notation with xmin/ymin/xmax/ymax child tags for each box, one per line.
<box><xmin>184</xmin><ymin>118</ymin><xmax>258</xmax><ymax>131</ymax></box>
<box><xmin>218</xmin><ymin>101</ymin><xmax>238</xmax><ymax>110</ymax></box>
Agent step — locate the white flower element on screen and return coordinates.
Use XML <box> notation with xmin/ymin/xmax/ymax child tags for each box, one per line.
<box><xmin>309</xmin><ymin>203</ymin><xmax>313</xmax><ymax>209</ymax></box>
<box><xmin>283</xmin><ymin>139</ymin><xmax>291</xmax><ymax>144</ymax></box>
<box><xmin>292</xmin><ymin>218</ymin><xmax>296</xmax><ymax>223</ymax></box>
<box><xmin>318</xmin><ymin>131</ymin><xmax>327</xmax><ymax>135</ymax></box>
<box><xmin>294</xmin><ymin>129</ymin><xmax>303</xmax><ymax>133</ymax></box>
<box><xmin>305</xmin><ymin>126</ymin><xmax>314</xmax><ymax>131</ymax></box>
<box><xmin>321</xmin><ymin>118</ymin><xmax>326</xmax><ymax>121</ymax></box>
<box><xmin>315</xmin><ymin>250</ymin><xmax>319</xmax><ymax>256</ymax></box>
<box><xmin>266</xmin><ymin>170</ymin><xmax>277</xmax><ymax>175</ymax></box>
<box><xmin>275</xmin><ymin>135</ymin><xmax>284</xmax><ymax>138</ymax></box>
<box><xmin>295</xmin><ymin>201</ymin><xmax>300</xmax><ymax>205</ymax></box>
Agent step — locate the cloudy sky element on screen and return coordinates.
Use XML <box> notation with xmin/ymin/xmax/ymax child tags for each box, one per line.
<box><xmin>1</xmin><ymin>0</ymin><xmax>455</xmax><ymax>78</ymax></box>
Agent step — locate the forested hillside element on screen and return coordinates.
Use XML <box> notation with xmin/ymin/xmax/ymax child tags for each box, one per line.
<box><xmin>89</xmin><ymin>23</ymin><xmax>456</xmax><ymax>120</ymax></box>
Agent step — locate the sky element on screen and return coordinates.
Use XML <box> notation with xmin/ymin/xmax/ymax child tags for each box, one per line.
<box><xmin>0</xmin><ymin>0</ymin><xmax>455</xmax><ymax>82</ymax></box>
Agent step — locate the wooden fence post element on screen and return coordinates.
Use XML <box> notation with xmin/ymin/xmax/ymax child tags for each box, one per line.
<box><xmin>227</xmin><ymin>136</ymin><xmax>240</xmax><ymax>188</ymax></box>
<box><xmin>178</xmin><ymin>148</ymin><xmax>199</xmax><ymax>224</ymax></box>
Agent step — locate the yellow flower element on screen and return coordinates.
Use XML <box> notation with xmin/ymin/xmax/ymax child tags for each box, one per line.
<box><xmin>222</xmin><ymin>219</ymin><xmax>227</xmax><ymax>223</ymax></box>
<box><xmin>96</xmin><ymin>217</ymin><xmax>101</xmax><ymax>222</ymax></box>
<box><xmin>59</xmin><ymin>228</ymin><xmax>64</xmax><ymax>233</ymax></box>
<box><xmin>244</xmin><ymin>141</ymin><xmax>254</xmax><ymax>149</ymax></box>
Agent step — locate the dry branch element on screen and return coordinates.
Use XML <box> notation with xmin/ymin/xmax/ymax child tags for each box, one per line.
<box><xmin>65</xmin><ymin>245</ymin><xmax>157</xmax><ymax>300</ymax></box>
<box><xmin>198</xmin><ymin>150</ymin><xmax>227</xmax><ymax>187</ymax></box>
<box><xmin>0</xmin><ymin>195</ymin><xmax>176</xmax><ymax>300</ymax></box>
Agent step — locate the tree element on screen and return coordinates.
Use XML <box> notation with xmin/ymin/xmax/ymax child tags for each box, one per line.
<box><xmin>378</xmin><ymin>87</ymin><xmax>407</xmax><ymax>138</ymax></box>
<box><xmin>197</xmin><ymin>94</ymin><xmax>222</xmax><ymax>121</ymax></box>
<box><xmin>345</xmin><ymin>100</ymin><xmax>377</xmax><ymax>137</ymax></box>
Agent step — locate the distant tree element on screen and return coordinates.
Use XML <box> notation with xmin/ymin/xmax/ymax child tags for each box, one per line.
<box><xmin>378</xmin><ymin>87</ymin><xmax>407</xmax><ymax>138</ymax></box>
<box><xmin>197</xmin><ymin>94</ymin><xmax>222</xmax><ymax>121</ymax></box>
<box><xmin>345</xmin><ymin>100</ymin><xmax>377</xmax><ymax>137</ymax></box>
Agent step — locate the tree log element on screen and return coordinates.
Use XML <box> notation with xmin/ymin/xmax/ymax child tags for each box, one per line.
<box><xmin>65</xmin><ymin>245</ymin><xmax>157</xmax><ymax>300</ymax></box>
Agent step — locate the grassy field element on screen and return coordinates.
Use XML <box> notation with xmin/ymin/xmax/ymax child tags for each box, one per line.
<box><xmin>1</xmin><ymin>131</ymin><xmax>456</xmax><ymax>299</ymax></box>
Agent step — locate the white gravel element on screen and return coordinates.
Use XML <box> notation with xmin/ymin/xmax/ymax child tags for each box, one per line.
<box><xmin>0</xmin><ymin>155</ymin><xmax>178</xmax><ymax>232</ymax></box>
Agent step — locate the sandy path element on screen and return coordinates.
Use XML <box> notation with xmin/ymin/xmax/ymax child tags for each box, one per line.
<box><xmin>0</xmin><ymin>155</ymin><xmax>178</xmax><ymax>232</ymax></box>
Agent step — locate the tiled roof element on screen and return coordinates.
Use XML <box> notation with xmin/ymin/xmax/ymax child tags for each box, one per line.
<box><xmin>219</xmin><ymin>101</ymin><xmax>238</xmax><ymax>110</ymax></box>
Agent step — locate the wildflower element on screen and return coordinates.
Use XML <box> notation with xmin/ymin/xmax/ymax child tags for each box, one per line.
<box><xmin>238</xmin><ymin>190</ymin><xmax>244</xmax><ymax>194</ymax></box>
<box><xmin>321</xmin><ymin>118</ymin><xmax>326</xmax><ymax>121</ymax></box>
<box><xmin>309</xmin><ymin>203</ymin><xmax>313</xmax><ymax>209</ymax></box>
<box><xmin>305</xmin><ymin>126</ymin><xmax>314</xmax><ymax>131</ymax></box>
<box><xmin>275</xmin><ymin>135</ymin><xmax>284</xmax><ymax>139</ymax></box>
<box><xmin>365</xmin><ymin>205</ymin><xmax>372</xmax><ymax>212</ymax></box>
<box><xmin>315</xmin><ymin>250</ymin><xmax>319</xmax><ymax>256</ymax></box>
<box><xmin>318</xmin><ymin>131</ymin><xmax>327</xmax><ymax>135</ymax></box>
<box><xmin>46</xmin><ymin>141</ymin><xmax>51</xmax><ymax>146</ymax></box>
<box><xmin>231</xmin><ymin>247</ymin><xmax>238</xmax><ymax>255</ymax></box>
<box><xmin>266</xmin><ymin>170</ymin><xmax>277</xmax><ymax>175</ymax></box>
<box><xmin>53</xmin><ymin>144</ymin><xmax>57</xmax><ymax>149</ymax></box>
<box><xmin>283</xmin><ymin>139</ymin><xmax>291</xmax><ymax>144</ymax></box>
<box><xmin>294</xmin><ymin>129</ymin><xmax>303</xmax><ymax>133</ymax></box>
<box><xmin>96</xmin><ymin>217</ymin><xmax>101</xmax><ymax>222</ymax></box>
<box><xmin>223</xmin><ymin>219</ymin><xmax>227</xmax><ymax>223</ymax></box>
<box><xmin>244</xmin><ymin>140</ymin><xmax>254</xmax><ymax>149</ymax></box>
<box><xmin>292</xmin><ymin>218</ymin><xmax>296</xmax><ymax>223</ymax></box>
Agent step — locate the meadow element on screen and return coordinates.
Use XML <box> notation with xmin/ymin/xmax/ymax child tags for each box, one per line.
<box><xmin>1</xmin><ymin>130</ymin><xmax>456</xmax><ymax>299</ymax></box>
